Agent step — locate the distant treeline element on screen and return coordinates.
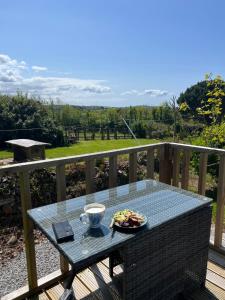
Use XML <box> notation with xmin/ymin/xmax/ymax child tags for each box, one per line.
<box><xmin>0</xmin><ymin>92</ymin><xmax>204</xmax><ymax>148</ymax></box>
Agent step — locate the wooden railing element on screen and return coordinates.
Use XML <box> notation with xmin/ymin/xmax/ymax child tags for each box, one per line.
<box><xmin>1</xmin><ymin>142</ymin><xmax>225</xmax><ymax>300</ymax></box>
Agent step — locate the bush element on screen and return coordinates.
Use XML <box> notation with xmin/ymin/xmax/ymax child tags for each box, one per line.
<box><xmin>0</xmin><ymin>94</ymin><xmax>65</xmax><ymax>147</ymax></box>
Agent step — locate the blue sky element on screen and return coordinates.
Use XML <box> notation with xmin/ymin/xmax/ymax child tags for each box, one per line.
<box><xmin>0</xmin><ymin>0</ymin><xmax>225</xmax><ymax>106</ymax></box>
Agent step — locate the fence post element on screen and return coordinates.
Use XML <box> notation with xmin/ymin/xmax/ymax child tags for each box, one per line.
<box><xmin>56</xmin><ymin>165</ymin><xmax>69</xmax><ymax>273</ymax></box>
<box><xmin>109</xmin><ymin>155</ymin><xmax>117</xmax><ymax>188</ymax></box>
<box><xmin>129</xmin><ymin>152</ymin><xmax>137</xmax><ymax>183</ymax></box>
<box><xmin>86</xmin><ymin>159</ymin><xmax>96</xmax><ymax>194</ymax></box>
<box><xmin>214</xmin><ymin>155</ymin><xmax>225</xmax><ymax>248</ymax></box>
<box><xmin>181</xmin><ymin>149</ymin><xmax>191</xmax><ymax>190</ymax></box>
<box><xmin>19</xmin><ymin>171</ymin><xmax>38</xmax><ymax>290</ymax></box>
<box><xmin>198</xmin><ymin>152</ymin><xmax>208</xmax><ymax>195</ymax></box>
<box><xmin>159</xmin><ymin>144</ymin><xmax>172</xmax><ymax>184</ymax></box>
<box><xmin>172</xmin><ymin>148</ymin><xmax>180</xmax><ymax>187</ymax></box>
<box><xmin>147</xmin><ymin>148</ymin><xmax>154</xmax><ymax>179</ymax></box>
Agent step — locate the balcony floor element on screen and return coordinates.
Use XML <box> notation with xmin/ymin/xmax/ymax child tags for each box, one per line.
<box><xmin>37</xmin><ymin>249</ymin><xmax>225</xmax><ymax>300</ymax></box>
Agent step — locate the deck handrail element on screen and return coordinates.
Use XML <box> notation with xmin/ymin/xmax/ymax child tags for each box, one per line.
<box><xmin>1</xmin><ymin>141</ymin><xmax>225</xmax><ymax>300</ymax></box>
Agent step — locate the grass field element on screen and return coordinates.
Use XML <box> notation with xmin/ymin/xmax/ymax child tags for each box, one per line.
<box><xmin>0</xmin><ymin>139</ymin><xmax>159</xmax><ymax>160</ymax></box>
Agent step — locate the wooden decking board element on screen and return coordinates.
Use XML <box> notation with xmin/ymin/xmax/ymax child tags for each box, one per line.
<box><xmin>208</xmin><ymin>249</ymin><xmax>225</xmax><ymax>268</ymax></box>
<box><xmin>45</xmin><ymin>282</ymin><xmax>64</xmax><ymax>300</ymax></box>
<box><xmin>41</xmin><ymin>258</ymin><xmax>225</xmax><ymax>300</ymax></box>
<box><xmin>207</xmin><ymin>261</ymin><xmax>225</xmax><ymax>279</ymax></box>
<box><xmin>77</xmin><ymin>268</ymin><xmax>110</xmax><ymax>300</ymax></box>
<box><xmin>72</xmin><ymin>276</ymin><xmax>96</xmax><ymax>300</ymax></box>
<box><xmin>206</xmin><ymin>269</ymin><xmax>225</xmax><ymax>292</ymax></box>
<box><xmin>205</xmin><ymin>281</ymin><xmax>225</xmax><ymax>300</ymax></box>
<box><xmin>89</xmin><ymin>263</ymin><xmax>121</xmax><ymax>300</ymax></box>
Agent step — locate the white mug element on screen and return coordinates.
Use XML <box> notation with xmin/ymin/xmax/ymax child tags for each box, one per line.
<box><xmin>80</xmin><ymin>203</ymin><xmax>105</xmax><ymax>228</ymax></box>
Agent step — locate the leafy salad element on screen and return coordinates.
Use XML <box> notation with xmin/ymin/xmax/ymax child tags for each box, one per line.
<box><xmin>111</xmin><ymin>209</ymin><xmax>145</xmax><ymax>228</ymax></box>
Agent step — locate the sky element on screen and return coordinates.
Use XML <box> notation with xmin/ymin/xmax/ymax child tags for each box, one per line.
<box><xmin>1</xmin><ymin>0</ymin><xmax>225</xmax><ymax>107</ymax></box>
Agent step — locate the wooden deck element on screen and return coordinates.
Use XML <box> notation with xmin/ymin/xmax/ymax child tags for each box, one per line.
<box><xmin>37</xmin><ymin>249</ymin><xmax>225</xmax><ymax>300</ymax></box>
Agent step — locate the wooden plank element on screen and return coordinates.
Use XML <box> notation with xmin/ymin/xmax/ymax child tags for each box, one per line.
<box><xmin>198</xmin><ymin>153</ymin><xmax>208</xmax><ymax>195</ymax></box>
<box><xmin>72</xmin><ymin>276</ymin><xmax>96</xmax><ymax>300</ymax></box>
<box><xmin>181</xmin><ymin>150</ymin><xmax>191</xmax><ymax>190</ymax></box>
<box><xmin>170</xmin><ymin>142</ymin><xmax>225</xmax><ymax>155</ymax></box>
<box><xmin>214</xmin><ymin>155</ymin><xmax>225</xmax><ymax>248</ymax></box>
<box><xmin>208</xmin><ymin>249</ymin><xmax>225</xmax><ymax>268</ymax></box>
<box><xmin>38</xmin><ymin>293</ymin><xmax>49</xmax><ymax>300</ymax></box>
<box><xmin>0</xmin><ymin>143</ymin><xmax>163</xmax><ymax>175</ymax></box>
<box><xmin>89</xmin><ymin>263</ymin><xmax>121</xmax><ymax>299</ymax></box>
<box><xmin>101</xmin><ymin>259</ymin><xmax>123</xmax><ymax>276</ymax></box>
<box><xmin>207</xmin><ymin>261</ymin><xmax>225</xmax><ymax>278</ymax></box>
<box><xmin>45</xmin><ymin>282</ymin><xmax>64</xmax><ymax>300</ymax></box>
<box><xmin>188</xmin><ymin>281</ymin><xmax>225</xmax><ymax>300</ymax></box>
<box><xmin>129</xmin><ymin>152</ymin><xmax>137</xmax><ymax>183</ymax></box>
<box><xmin>56</xmin><ymin>165</ymin><xmax>69</xmax><ymax>273</ymax></box>
<box><xmin>146</xmin><ymin>148</ymin><xmax>154</xmax><ymax>179</ymax></box>
<box><xmin>206</xmin><ymin>269</ymin><xmax>225</xmax><ymax>291</ymax></box>
<box><xmin>109</xmin><ymin>155</ymin><xmax>117</xmax><ymax>188</ymax></box>
<box><xmin>19</xmin><ymin>171</ymin><xmax>38</xmax><ymax>290</ymax></box>
<box><xmin>159</xmin><ymin>144</ymin><xmax>172</xmax><ymax>184</ymax></box>
<box><xmin>205</xmin><ymin>281</ymin><xmax>225</xmax><ymax>300</ymax></box>
<box><xmin>86</xmin><ymin>159</ymin><xmax>96</xmax><ymax>194</ymax></box>
<box><xmin>77</xmin><ymin>268</ymin><xmax>109</xmax><ymax>300</ymax></box>
<box><xmin>172</xmin><ymin>148</ymin><xmax>180</xmax><ymax>187</ymax></box>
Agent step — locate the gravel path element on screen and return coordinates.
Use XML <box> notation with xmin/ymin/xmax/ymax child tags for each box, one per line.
<box><xmin>0</xmin><ymin>240</ymin><xmax>59</xmax><ymax>297</ymax></box>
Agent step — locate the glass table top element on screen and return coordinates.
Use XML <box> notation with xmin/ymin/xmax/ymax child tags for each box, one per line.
<box><xmin>28</xmin><ymin>179</ymin><xmax>212</xmax><ymax>267</ymax></box>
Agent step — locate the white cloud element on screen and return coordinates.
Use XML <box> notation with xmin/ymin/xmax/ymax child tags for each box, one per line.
<box><xmin>121</xmin><ymin>89</ymin><xmax>139</xmax><ymax>96</ymax></box>
<box><xmin>0</xmin><ymin>53</ymin><xmax>111</xmax><ymax>101</ymax></box>
<box><xmin>32</xmin><ymin>65</ymin><xmax>48</xmax><ymax>72</ymax></box>
<box><xmin>121</xmin><ymin>89</ymin><xmax>168</xmax><ymax>97</ymax></box>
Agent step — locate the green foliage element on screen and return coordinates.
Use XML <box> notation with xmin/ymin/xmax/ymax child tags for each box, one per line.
<box><xmin>0</xmin><ymin>93</ymin><xmax>65</xmax><ymax>147</ymax></box>
<box><xmin>196</xmin><ymin>74</ymin><xmax>225</xmax><ymax>124</ymax></box>
<box><xmin>177</xmin><ymin>77</ymin><xmax>225</xmax><ymax>122</ymax></box>
<box><xmin>201</xmin><ymin>121</ymin><xmax>225</xmax><ymax>148</ymax></box>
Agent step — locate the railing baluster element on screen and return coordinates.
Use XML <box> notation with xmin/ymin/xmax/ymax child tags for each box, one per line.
<box><xmin>129</xmin><ymin>152</ymin><xmax>137</xmax><ymax>183</ymax></box>
<box><xmin>198</xmin><ymin>153</ymin><xmax>208</xmax><ymax>195</ymax></box>
<box><xmin>181</xmin><ymin>150</ymin><xmax>191</xmax><ymax>190</ymax></box>
<box><xmin>172</xmin><ymin>148</ymin><xmax>180</xmax><ymax>187</ymax></box>
<box><xmin>147</xmin><ymin>148</ymin><xmax>154</xmax><ymax>179</ymax></box>
<box><xmin>19</xmin><ymin>171</ymin><xmax>38</xmax><ymax>290</ymax></box>
<box><xmin>109</xmin><ymin>155</ymin><xmax>117</xmax><ymax>188</ymax></box>
<box><xmin>86</xmin><ymin>159</ymin><xmax>95</xmax><ymax>194</ymax></box>
<box><xmin>214</xmin><ymin>155</ymin><xmax>225</xmax><ymax>248</ymax></box>
<box><xmin>56</xmin><ymin>164</ymin><xmax>69</xmax><ymax>273</ymax></box>
<box><xmin>159</xmin><ymin>144</ymin><xmax>172</xmax><ymax>184</ymax></box>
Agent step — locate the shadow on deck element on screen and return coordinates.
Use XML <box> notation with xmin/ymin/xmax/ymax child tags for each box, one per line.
<box><xmin>37</xmin><ymin>249</ymin><xmax>225</xmax><ymax>300</ymax></box>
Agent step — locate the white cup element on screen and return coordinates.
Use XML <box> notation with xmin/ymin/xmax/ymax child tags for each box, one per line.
<box><xmin>80</xmin><ymin>203</ymin><xmax>105</xmax><ymax>228</ymax></box>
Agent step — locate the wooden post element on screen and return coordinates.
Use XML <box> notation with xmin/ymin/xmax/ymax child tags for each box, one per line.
<box><xmin>159</xmin><ymin>144</ymin><xmax>172</xmax><ymax>184</ymax></box>
<box><xmin>147</xmin><ymin>148</ymin><xmax>154</xmax><ymax>179</ymax></box>
<box><xmin>129</xmin><ymin>152</ymin><xmax>137</xmax><ymax>183</ymax></box>
<box><xmin>19</xmin><ymin>171</ymin><xmax>38</xmax><ymax>290</ymax></box>
<box><xmin>214</xmin><ymin>155</ymin><xmax>225</xmax><ymax>248</ymax></box>
<box><xmin>86</xmin><ymin>159</ymin><xmax>95</xmax><ymax>194</ymax></box>
<box><xmin>56</xmin><ymin>165</ymin><xmax>69</xmax><ymax>273</ymax></box>
<box><xmin>109</xmin><ymin>155</ymin><xmax>117</xmax><ymax>188</ymax></box>
<box><xmin>172</xmin><ymin>148</ymin><xmax>180</xmax><ymax>187</ymax></box>
<box><xmin>181</xmin><ymin>150</ymin><xmax>191</xmax><ymax>190</ymax></box>
<box><xmin>198</xmin><ymin>153</ymin><xmax>208</xmax><ymax>195</ymax></box>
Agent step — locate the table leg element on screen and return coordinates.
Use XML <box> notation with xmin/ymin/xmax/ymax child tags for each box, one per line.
<box><xmin>60</xmin><ymin>268</ymin><xmax>76</xmax><ymax>300</ymax></box>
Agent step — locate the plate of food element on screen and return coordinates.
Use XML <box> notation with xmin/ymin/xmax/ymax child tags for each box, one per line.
<box><xmin>110</xmin><ymin>209</ymin><xmax>147</xmax><ymax>232</ymax></box>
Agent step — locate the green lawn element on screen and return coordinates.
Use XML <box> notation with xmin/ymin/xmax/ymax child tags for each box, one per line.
<box><xmin>0</xmin><ymin>139</ymin><xmax>159</xmax><ymax>160</ymax></box>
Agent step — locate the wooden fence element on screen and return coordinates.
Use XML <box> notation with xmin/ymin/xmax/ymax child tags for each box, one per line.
<box><xmin>0</xmin><ymin>142</ymin><xmax>225</xmax><ymax>300</ymax></box>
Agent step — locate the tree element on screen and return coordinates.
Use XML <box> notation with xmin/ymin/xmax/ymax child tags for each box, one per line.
<box><xmin>177</xmin><ymin>76</ymin><xmax>225</xmax><ymax>122</ymax></box>
<box><xmin>0</xmin><ymin>93</ymin><xmax>65</xmax><ymax>147</ymax></box>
